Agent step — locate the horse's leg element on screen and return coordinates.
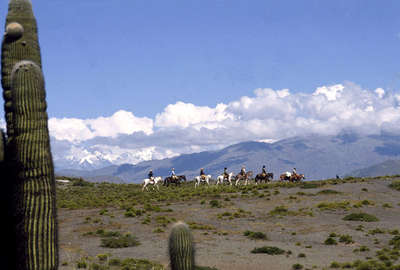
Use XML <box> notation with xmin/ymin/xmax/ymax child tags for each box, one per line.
<box><xmin>142</xmin><ymin>183</ymin><xmax>146</xmax><ymax>191</ymax></box>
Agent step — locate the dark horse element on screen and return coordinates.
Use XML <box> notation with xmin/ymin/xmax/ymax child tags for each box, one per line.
<box><xmin>164</xmin><ymin>175</ymin><xmax>186</xmax><ymax>187</ymax></box>
<box><xmin>255</xmin><ymin>172</ymin><xmax>273</xmax><ymax>184</ymax></box>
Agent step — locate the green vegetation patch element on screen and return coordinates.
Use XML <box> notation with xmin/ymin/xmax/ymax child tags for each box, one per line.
<box><xmin>251</xmin><ymin>246</ymin><xmax>286</xmax><ymax>255</ymax></box>
<box><xmin>317</xmin><ymin>189</ymin><xmax>342</xmax><ymax>195</ymax></box>
<box><xmin>317</xmin><ymin>201</ymin><xmax>351</xmax><ymax>211</ymax></box>
<box><xmin>343</xmin><ymin>213</ymin><xmax>379</xmax><ymax>222</ymax></box>
<box><xmin>244</xmin><ymin>230</ymin><xmax>268</xmax><ymax>240</ymax></box>
<box><xmin>389</xmin><ymin>180</ymin><xmax>400</xmax><ymax>191</ymax></box>
<box><xmin>100</xmin><ymin>233</ymin><xmax>140</xmax><ymax>248</ymax></box>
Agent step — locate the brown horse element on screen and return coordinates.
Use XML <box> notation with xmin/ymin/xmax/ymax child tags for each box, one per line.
<box><xmin>280</xmin><ymin>173</ymin><xmax>305</xmax><ymax>182</ymax></box>
<box><xmin>291</xmin><ymin>174</ymin><xmax>305</xmax><ymax>182</ymax></box>
<box><xmin>235</xmin><ymin>171</ymin><xmax>253</xmax><ymax>186</ymax></box>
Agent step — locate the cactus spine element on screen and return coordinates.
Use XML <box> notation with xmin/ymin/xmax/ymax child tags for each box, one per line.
<box><xmin>2</xmin><ymin>0</ymin><xmax>42</xmax><ymax>140</ymax></box>
<box><xmin>168</xmin><ymin>222</ymin><xmax>195</xmax><ymax>270</ymax></box>
<box><xmin>1</xmin><ymin>1</ymin><xmax>58</xmax><ymax>269</ymax></box>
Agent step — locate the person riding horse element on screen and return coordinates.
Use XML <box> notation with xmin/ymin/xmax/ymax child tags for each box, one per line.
<box><xmin>240</xmin><ymin>166</ymin><xmax>246</xmax><ymax>176</ymax></box>
<box><xmin>200</xmin><ymin>168</ymin><xmax>206</xmax><ymax>180</ymax></box>
<box><xmin>292</xmin><ymin>167</ymin><xmax>297</xmax><ymax>178</ymax></box>
<box><xmin>148</xmin><ymin>169</ymin><xmax>154</xmax><ymax>183</ymax></box>
<box><xmin>261</xmin><ymin>165</ymin><xmax>267</xmax><ymax>177</ymax></box>
<box><xmin>223</xmin><ymin>167</ymin><xmax>229</xmax><ymax>179</ymax></box>
<box><xmin>171</xmin><ymin>168</ymin><xmax>177</xmax><ymax>180</ymax></box>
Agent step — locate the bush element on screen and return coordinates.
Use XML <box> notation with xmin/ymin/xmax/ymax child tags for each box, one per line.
<box><xmin>317</xmin><ymin>189</ymin><xmax>341</xmax><ymax>195</ymax></box>
<box><xmin>251</xmin><ymin>246</ymin><xmax>286</xmax><ymax>255</ymax></box>
<box><xmin>298</xmin><ymin>253</ymin><xmax>306</xmax><ymax>258</ymax></box>
<box><xmin>292</xmin><ymin>263</ymin><xmax>304</xmax><ymax>270</ymax></box>
<box><xmin>330</xmin><ymin>262</ymin><xmax>341</xmax><ymax>268</ymax></box>
<box><xmin>243</xmin><ymin>230</ymin><xmax>268</xmax><ymax>240</ymax></box>
<box><xmin>324</xmin><ymin>237</ymin><xmax>338</xmax><ymax>245</ymax></box>
<box><xmin>343</xmin><ymin>213</ymin><xmax>379</xmax><ymax>222</ymax></box>
<box><xmin>209</xmin><ymin>200</ymin><xmax>221</xmax><ymax>208</ymax></box>
<box><xmin>100</xmin><ymin>234</ymin><xmax>140</xmax><ymax>248</ymax></box>
<box><xmin>389</xmin><ymin>180</ymin><xmax>400</xmax><ymax>191</ymax></box>
<box><xmin>339</xmin><ymin>234</ymin><xmax>354</xmax><ymax>244</ymax></box>
<box><xmin>77</xmin><ymin>260</ymin><xmax>87</xmax><ymax>268</ymax></box>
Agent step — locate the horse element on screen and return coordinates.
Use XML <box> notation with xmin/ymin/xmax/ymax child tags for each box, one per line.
<box><xmin>142</xmin><ymin>176</ymin><xmax>163</xmax><ymax>191</ymax></box>
<box><xmin>280</xmin><ymin>173</ymin><xmax>305</xmax><ymax>182</ymax></box>
<box><xmin>254</xmin><ymin>172</ymin><xmax>273</xmax><ymax>184</ymax></box>
<box><xmin>235</xmin><ymin>171</ymin><xmax>253</xmax><ymax>186</ymax></box>
<box><xmin>164</xmin><ymin>175</ymin><xmax>186</xmax><ymax>187</ymax></box>
<box><xmin>216</xmin><ymin>172</ymin><xmax>234</xmax><ymax>186</ymax></box>
<box><xmin>194</xmin><ymin>174</ymin><xmax>211</xmax><ymax>188</ymax></box>
<box><xmin>291</xmin><ymin>174</ymin><xmax>305</xmax><ymax>182</ymax></box>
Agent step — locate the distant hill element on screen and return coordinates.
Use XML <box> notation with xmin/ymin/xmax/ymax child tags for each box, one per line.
<box><xmin>347</xmin><ymin>159</ymin><xmax>400</xmax><ymax>178</ymax></box>
<box><xmin>56</xmin><ymin>132</ymin><xmax>400</xmax><ymax>183</ymax></box>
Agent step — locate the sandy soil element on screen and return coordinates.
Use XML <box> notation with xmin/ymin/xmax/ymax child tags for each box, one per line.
<box><xmin>58</xmin><ymin>178</ymin><xmax>400</xmax><ymax>270</ymax></box>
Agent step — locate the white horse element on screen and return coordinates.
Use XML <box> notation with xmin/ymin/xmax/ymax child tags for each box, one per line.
<box><xmin>194</xmin><ymin>175</ymin><xmax>211</xmax><ymax>188</ymax></box>
<box><xmin>216</xmin><ymin>172</ymin><xmax>234</xmax><ymax>186</ymax></box>
<box><xmin>142</xmin><ymin>176</ymin><xmax>163</xmax><ymax>191</ymax></box>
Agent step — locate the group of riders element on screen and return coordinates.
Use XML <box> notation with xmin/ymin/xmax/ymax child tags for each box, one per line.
<box><xmin>147</xmin><ymin>165</ymin><xmax>301</xmax><ymax>184</ymax></box>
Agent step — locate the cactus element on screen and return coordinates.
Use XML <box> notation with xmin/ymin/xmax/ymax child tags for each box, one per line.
<box><xmin>0</xmin><ymin>129</ymin><xmax>4</xmax><ymax>162</ymax></box>
<box><xmin>169</xmin><ymin>222</ymin><xmax>195</xmax><ymax>270</ymax></box>
<box><xmin>2</xmin><ymin>0</ymin><xmax>42</xmax><ymax>140</ymax></box>
<box><xmin>8</xmin><ymin>60</ymin><xmax>58</xmax><ymax>270</ymax></box>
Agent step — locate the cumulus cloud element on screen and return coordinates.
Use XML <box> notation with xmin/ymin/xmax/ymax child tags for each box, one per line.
<box><xmin>49</xmin><ymin>110</ymin><xmax>153</xmax><ymax>142</ymax></box>
<box><xmin>4</xmin><ymin>82</ymin><xmax>400</xmax><ymax>168</ymax></box>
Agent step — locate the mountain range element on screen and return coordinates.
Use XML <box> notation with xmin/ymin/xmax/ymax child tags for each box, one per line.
<box><xmin>55</xmin><ymin>131</ymin><xmax>400</xmax><ymax>183</ymax></box>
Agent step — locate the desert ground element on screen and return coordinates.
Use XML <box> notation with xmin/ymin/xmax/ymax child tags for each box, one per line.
<box><xmin>57</xmin><ymin>177</ymin><xmax>400</xmax><ymax>270</ymax></box>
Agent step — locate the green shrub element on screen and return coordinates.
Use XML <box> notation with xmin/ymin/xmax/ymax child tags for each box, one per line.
<box><xmin>100</xmin><ymin>234</ymin><xmax>140</xmax><ymax>248</ymax></box>
<box><xmin>339</xmin><ymin>234</ymin><xmax>354</xmax><ymax>244</ymax></box>
<box><xmin>77</xmin><ymin>260</ymin><xmax>87</xmax><ymax>268</ymax></box>
<box><xmin>390</xmin><ymin>235</ymin><xmax>400</xmax><ymax>249</ymax></box>
<box><xmin>209</xmin><ymin>200</ymin><xmax>221</xmax><ymax>208</ymax></box>
<box><xmin>251</xmin><ymin>246</ymin><xmax>286</xmax><ymax>255</ymax></box>
<box><xmin>324</xmin><ymin>237</ymin><xmax>338</xmax><ymax>245</ymax></box>
<box><xmin>243</xmin><ymin>231</ymin><xmax>268</xmax><ymax>240</ymax></box>
<box><xmin>292</xmin><ymin>263</ymin><xmax>304</xmax><ymax>270</ymax></box>
<box><xmin>330</xmin><ymin>262</ymin><xmax>340</xmax><ymax>268</ymax></box>
<box><xmin>389</xmin><ymin>180</ymin><xmax>400</xmax><ymax>191</ymax></box>
<box><xmin>317</xmin><ymin>189</ymin><xmax>341</xmax><ymax>195</ymax></box>
<box><xmin>343</xmin><ymin>213</ymin><xmax>379</xmax><ymax>222</ymax></box>
<box><xmin>298</xmin><ymin>253</ymin><xmax>306</xmax><ymax>258</ymax></box>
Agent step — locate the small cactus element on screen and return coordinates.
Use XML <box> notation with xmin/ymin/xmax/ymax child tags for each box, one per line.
<box><xmin>168</xmin><ymin>222</ymin><xmax>195</xmax><ymax>270</ymax></box>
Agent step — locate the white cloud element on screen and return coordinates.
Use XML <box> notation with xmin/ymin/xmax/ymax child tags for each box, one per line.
<box><xmin>313</xmin><ymin>84</ymin><xmax>344</xmax><ymax>101</ymax></box>
<box><xmin>49</xmin><ymin>110</ymin><xmax>153</xmax><ymax>142</ymax></box>
<box><xmin>4</xmin><ymin>81</ymin><xmax>400</xmax><ymax>168</ymax></box>
<box><xmin>155</xmin><ymin>101</ymin><xmax>233</xmax><ymax>129</ymax></box>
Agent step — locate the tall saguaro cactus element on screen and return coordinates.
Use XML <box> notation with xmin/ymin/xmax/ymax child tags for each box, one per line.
<box><xmin>10</xmin><ymin>60</ymin><xmax>58</xmax><ymax>270</ymax></box>
<box><xmin>2</xmin><ymin>0</ymin><xmax>42</xmax><ymax>140</ymax></box>
<box><xmin>1</xmin><ymin>1</ymin><xmax>58</xmax><ymax>269</ymax></box>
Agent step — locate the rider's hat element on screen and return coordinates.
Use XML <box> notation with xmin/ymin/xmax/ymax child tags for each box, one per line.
<box><xmin>224</xmin><ymin>167</ymin><xmax>227</xmax><ymax>170</ymax></box>
<box><xmin>263</xmin><ymin>165</ymin><xmax>265</xmax><ymax>168</ymax></box>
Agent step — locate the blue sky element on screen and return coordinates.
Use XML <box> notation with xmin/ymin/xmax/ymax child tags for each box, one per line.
<box><xmin>3</xmin><ymin>1</ymin><xmax>400</xmax><ymax>168</ymax></box>
<box><xmin>2</xmin><ymin>0</ymin><xmax>400</xmax><ymax>119</ymax></box>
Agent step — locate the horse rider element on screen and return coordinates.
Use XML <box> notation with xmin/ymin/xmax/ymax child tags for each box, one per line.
<box><xmin>240</xmin><ymin>166</ymin><xmax>246</xmax><ymax>176</ymax></box>
<box><xmin>223</xmin><ymin>167</ymin><xmax>229</xmax><ymax>179</ymax></box>
<box><xmin>148</xmin><ymin>169</ymin><xmax>154</xmax><ymax>183</ymax></box>
<box><xmin>171</xmin><ymin>168</ymin><xmax>177</xmax><ymax>180</ymax></box>
<box><xmin>200</xmin><ymin>168</ymin><xmax>206</xmax><ymax>180</ymax></box>
<box><xmin>292</xmin><ymin>168</ymin><xmax>297</xmax><ymax>178</ymax></box>
<box><xmin>261</xmin><ymin>165</ymin><xmax>267</xmax><ymax>177</ymax></box>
